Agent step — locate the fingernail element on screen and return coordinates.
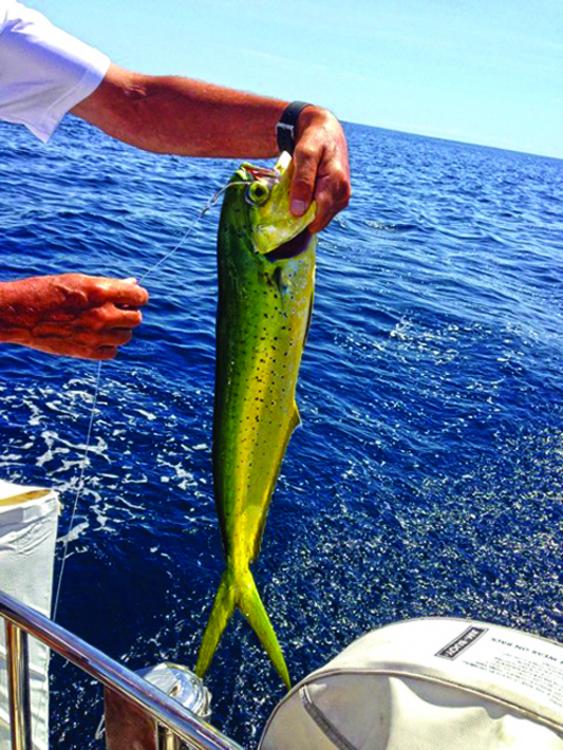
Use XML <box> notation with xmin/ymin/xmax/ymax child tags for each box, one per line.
<box><xmin>124</xmin><ymin>277</ymin><xmax>138</xmax><ymax>284</ymax></box>
<box><xmin>291</xmin><ymin>199</ymin><xmax>307</xmax><ymax>216</ymax></box>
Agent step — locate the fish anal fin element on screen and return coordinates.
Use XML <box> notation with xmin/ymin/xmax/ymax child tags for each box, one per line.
<box><xmin>291</xmin><ymin>401</ymin><xmax>301</xmax><ymax>430</ymax></box>
<box><xmin>303</xmin><ymin>287</ymin><xmax>314</xmax><ymax>347</ymax></box>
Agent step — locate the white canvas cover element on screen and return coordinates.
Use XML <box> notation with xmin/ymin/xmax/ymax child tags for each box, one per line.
<box><xmin>260</xmin><ymin>617</ymin><xmax>562</xmax><ymax>750</ymax></box>
<box><xmin>0</xmin><ymin>479</ymin><xmax>59</xmax><ymax>750</ymax></box>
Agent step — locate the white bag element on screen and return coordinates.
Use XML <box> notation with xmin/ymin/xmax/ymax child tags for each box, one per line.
<box><xmin>260</xmin><ymin>618</ymin><xmax>562</xmax><ymax>750</ymax></box>
<box><xmin>0</xmin><ymin>480</ymin><xmax>59</xmax><ymax>750</ymax></box>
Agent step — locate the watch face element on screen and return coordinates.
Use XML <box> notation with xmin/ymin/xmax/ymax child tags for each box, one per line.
<box><xmin>276</xmin><ymin>101</ymin><xmax>309</xmax><ymax>155</ymax></box>
<box><xmin>276</xmin><ymin>122</ymin><xmax>295</xmax><ymax>154</ymax></box>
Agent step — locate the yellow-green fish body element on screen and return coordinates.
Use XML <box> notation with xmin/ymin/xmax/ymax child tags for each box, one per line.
<box><xmin>195</xmin><ymin>155</ymin><xmax>316</xmax><ymax>687</ymax></box>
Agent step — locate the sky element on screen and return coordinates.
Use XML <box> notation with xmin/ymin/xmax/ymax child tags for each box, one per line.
<box><xmin>26</xmin><ymin>0</ymin><xmax>563</xmax><ymax>159</ymax></box>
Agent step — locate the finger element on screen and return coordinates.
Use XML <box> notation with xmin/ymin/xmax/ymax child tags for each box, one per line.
<box><xmin>25</xmin><ymin>338</ymin><xmax>114</xmax><ymax>360</ymax></box>
<box><xmin>72</xmin><ymin>328</ymin><xmax>134</xmax><ymax>347</ymax></box>
<box><xmin>102</xmin><ymin>328</ymin><xmax>133</xmax><ymax>346</ymax></box>
<box><xmin>308</xmin><ymin>169</ymin><xmax>351</xmax><ymax>234</ymax></box>
<box><xmin>308</xmin><ymin>190</ymin><xmax>335</xmax><ymax>234</ymax></box>
<box><xmin>77</xmin><ymin>304</ymin><xmax>143</xmax><ymax>332</ymax></box>
<box><xmin>68</xmin><ymin>345</ymin><xmax>116</xmax><ymax>360</ymax></box>
<box><xmin>117</xmin><ymin>278</ymin><xmax>140</xmax><ymax>308</ymax></box>
<box><xmin>104</xmin><ymin>307</ymin><xmax>143</xmax><ymax>329</ymax></box>
<box><xmin>90</xmin><ymin>278</ymin><xmax>149</xmax><ymax>307</ymax></box>
<box><xmin>290</xmin><ymin>142</ymin><xmax>322</xmax><ymax>217</ymax></box>
<box><xmin>95</xmin><ymin>345</ymin><xmax>118</xmax><ymax>360</ymax></box>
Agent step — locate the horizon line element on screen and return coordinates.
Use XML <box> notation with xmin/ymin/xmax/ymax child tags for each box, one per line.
<box><xmin>344</xmin><ymin>120</ymin><xmax>563</xmax><ymax>163</ymax></box>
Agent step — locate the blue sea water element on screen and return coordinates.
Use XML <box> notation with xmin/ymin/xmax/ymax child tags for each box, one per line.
<box><xmin>1</xmin><ymin>117</ymin><xmax>562</xmax><ymax>748</ymax></box>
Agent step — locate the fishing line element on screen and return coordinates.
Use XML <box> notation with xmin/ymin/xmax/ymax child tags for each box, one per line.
<box><xmin>52</xmin><ymin>359</ymin><xmax>102</xmax><ymax>622</ymax></box>
<box><xmin>52</xmin><ymin>177</ymin><xmax>247</xmax><ymax>620</ymax></box>
<box><xmin>138</xmin><ymin>181</ymin><xmax>247</xmax><ymax>283</ymax></box>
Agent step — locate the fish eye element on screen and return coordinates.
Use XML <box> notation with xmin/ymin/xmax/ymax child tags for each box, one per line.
<box><xmin>245</xmin><ymin>180</ymin><xmax>270</xmax><ymax>206</ymax></box>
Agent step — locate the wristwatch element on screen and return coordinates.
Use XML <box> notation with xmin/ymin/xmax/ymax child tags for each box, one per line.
<box><xmin>276</xmin><ymin>101</ymin><xmax>312</xmax><ymax>155</ymax></box>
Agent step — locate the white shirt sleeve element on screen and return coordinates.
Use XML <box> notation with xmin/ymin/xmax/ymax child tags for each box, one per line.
<box><xmin>0</xmin><ymin>0</ymin><xmax>110</xmax><ymax>142</ymax></box>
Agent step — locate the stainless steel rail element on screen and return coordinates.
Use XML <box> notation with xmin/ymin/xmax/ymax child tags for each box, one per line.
<box><xmin>0</xmin><ymin>590</ymin><xmax>244</xmax><ymax>750</ymax></box>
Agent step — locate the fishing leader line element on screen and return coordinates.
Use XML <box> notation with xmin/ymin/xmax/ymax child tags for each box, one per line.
<box><xmin>137</xmin><ymin>180</ymin><xmax>247</xmax><ymax>284</ymax></box>
<box><xmin>52</xmin><ymin>177</ymin><xmax>248</xmax><ymax>622</ymax></box>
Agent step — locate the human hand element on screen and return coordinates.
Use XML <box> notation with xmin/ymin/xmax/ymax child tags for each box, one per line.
<box><xmin>290</xmin><ymin>107</ymin><xmax>351</xmax><ymax>233</ymax></box>
<box><xmin>0</xmin><ymin>273</ymin><xmax>148</xmax><ymax>360</ymax></box>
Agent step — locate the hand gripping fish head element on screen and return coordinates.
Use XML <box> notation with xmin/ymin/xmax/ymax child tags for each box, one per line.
<box><xmin>195</xmin><ymin>154</ymin><xmax>317</xmax><ymax>688</ymax></box>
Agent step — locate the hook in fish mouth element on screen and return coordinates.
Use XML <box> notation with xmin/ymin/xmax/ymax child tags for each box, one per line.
<box><xmin>245</xmin><ymin>166</ymin><xmax>280</xmax><ymax>181</ymax></box>
<box><xmin>265</xmin><ymin>229</ymin><xmax>312</xmax><ymax>262</ymax></box>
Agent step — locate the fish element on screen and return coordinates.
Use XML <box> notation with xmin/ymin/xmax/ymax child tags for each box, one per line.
<box><xmin>195</xmin><ymin>153</ymin><xmax>317</xmax><ymax>688</ymax></box>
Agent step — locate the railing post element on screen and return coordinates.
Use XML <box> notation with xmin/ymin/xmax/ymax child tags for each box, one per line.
<box><xmin>5</xmin><ymin>621</ymin><xmax>33</xmax><ymax>750</ymax></box>
<box><xmin>159</xmin><ymin>725</ymin><xmax>178</xmax><ymax>750</ymax></box>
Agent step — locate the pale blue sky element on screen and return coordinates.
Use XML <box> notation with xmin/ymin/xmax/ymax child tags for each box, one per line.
<box><xmin>27</xmin><ymin>0</ymin><xmax>563</xmax><ymax>158</ymax></box>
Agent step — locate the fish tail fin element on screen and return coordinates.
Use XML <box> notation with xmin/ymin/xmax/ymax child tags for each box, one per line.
<box><xmin>238</xmin><ymin>567</ymin><xmax>291</xmax><ymax>688</ymax></box>
<box><xmin>195</xmin><ymin>568</ymin><xmax>236</xmax><ymax>680</ymax></box>
<box><xmin>195</xmin><ymin>565</ymin><xmax>291</xmax><ymax>688</ymax></box>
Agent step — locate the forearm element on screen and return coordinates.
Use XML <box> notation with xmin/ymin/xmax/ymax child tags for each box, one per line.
<box><xmin>0</xmin><ymin>280</ymin><xmax>29</xmax><ymax>343</ymax></box>
<box><xmin>71</xmin><ymin>65</ymin><xmax>350</xmax><ymax>231</ymax></box>
<box><xmin>72</xmin><ymin>65</ymin><xmax>293</xmax><ymax>158</ymax></box>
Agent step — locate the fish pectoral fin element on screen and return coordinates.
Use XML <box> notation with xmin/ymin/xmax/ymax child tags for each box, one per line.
<box><xmin>195</xmin><ymin>569</ymin><xmax>236</xmax><ymax>679</ymax></box>
<box><xmin>239</xmin><ymin>568</ymin><xmax>291</xmax><ymax>688</ymax></box>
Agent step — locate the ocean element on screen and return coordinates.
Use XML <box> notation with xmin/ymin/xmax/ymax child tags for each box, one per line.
<box><xmin>1</xmin><ymin>117</ymin><xmax>561</xmax><ymax>748</ymax></box>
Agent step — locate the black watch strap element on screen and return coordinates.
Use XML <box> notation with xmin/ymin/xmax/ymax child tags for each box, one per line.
<box><xmin>276</xmin><ymin>101</ymin><xmax>312</xmax><ymax>155</ymax></box>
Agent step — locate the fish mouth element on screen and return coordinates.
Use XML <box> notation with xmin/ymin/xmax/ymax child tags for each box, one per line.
<box><xmin>265</xmin><ymin>229</ymin><xmax>312</xmax><ymax>262</ymax></box>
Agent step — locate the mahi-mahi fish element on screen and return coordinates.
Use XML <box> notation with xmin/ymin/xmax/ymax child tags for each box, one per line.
<box><xmin>195</xmin><ymin>153</ymin><xmax>317</xmax><ymax>687</ymax></box>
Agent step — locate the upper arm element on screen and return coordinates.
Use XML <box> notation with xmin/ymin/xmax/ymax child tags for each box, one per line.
<box><xmin>0</xmin><ymin>2</ymin><xmax>110</xmax><ymax>142</ymax></box>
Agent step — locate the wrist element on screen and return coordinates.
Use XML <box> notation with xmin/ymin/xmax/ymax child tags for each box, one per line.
<box><xmin>0</xmin><ymin>276</ymin><xmax>58</xmax><ymax>328</ymax></box>
<box><xmin>0</xmin><ymin>280</ymin><xmax>19</xmax><ymax>314</ymax></box>
<box><xmin>295</xmin><ymin>105</ymin><xmax>332</xmax><ymax>139</ymax></box>
<box><xmin>0</xmin><ymin>282</ymin><xmax>26</xmax><ymax>344</ymax></box>
<box><xmin>277</xmin><ymin>101</ymin><xmax>331</xmax><ymax>155</ymax></box>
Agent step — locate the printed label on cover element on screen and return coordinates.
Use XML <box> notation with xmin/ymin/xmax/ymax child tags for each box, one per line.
<box><xmin>436</xmin><ymin>626</ymin><xmax>488</xmax><ymax>660</ymax></box>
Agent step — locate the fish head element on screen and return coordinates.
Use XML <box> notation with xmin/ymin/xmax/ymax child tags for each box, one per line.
<box><xmin>225</xmin><ymin>152</ymin><xmax>316</xmax><ymax>259</ymax></box>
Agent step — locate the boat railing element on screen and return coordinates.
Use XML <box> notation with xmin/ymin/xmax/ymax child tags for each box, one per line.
<box><xmin>0</xmin><ymin>589</ymin><xmax>244</xmax><ymax>750</ymax></box>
